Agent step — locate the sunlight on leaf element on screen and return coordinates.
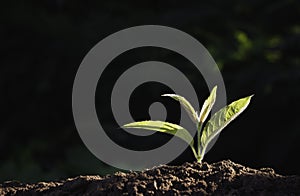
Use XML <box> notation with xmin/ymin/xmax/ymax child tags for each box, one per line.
<box><xmin>162</xmin><ymin>94</ymin><xmax>198</xmax><ymax>123</ymax></box>
<box><xmin>200</xmin><ymin>95</ymin><xmax>253</xmax><ymax>157</ymax></box>
<box><xmin>199</xmin><ymin>86</ymin><xmax>217</xmax><ymax>123</ymax></box>
<box><xmin>123</xmin><ymin>120</ymin><xmax>194</xmax><ymax>146</ymax></box>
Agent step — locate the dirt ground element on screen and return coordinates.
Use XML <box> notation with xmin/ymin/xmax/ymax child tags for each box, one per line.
<box><xmin>1</xmin><ymin>160</ymin><xmax>299</xmax><ymax>195</ymax></box>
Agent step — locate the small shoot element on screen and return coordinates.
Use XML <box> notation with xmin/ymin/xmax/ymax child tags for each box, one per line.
<box><xmin>123</xmin><ymin>86</ymin><xmax>253</xmax><ymax>163</ymax></box>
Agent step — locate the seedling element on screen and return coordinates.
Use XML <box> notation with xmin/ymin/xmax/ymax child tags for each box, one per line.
<box><xmin>123</xmin><ymin>86</ymin><xmax>253</xmax><ymax>163</ymax></box>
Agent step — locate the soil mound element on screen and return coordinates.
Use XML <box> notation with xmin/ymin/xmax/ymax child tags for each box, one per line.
<box><xmin>1</xmin><ymin>160</ymin><xmax>299</xmax><ymax>195</ymax></box>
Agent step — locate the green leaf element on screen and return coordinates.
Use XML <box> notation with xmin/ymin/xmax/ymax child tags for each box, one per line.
<box><xmin>162</xmin><ymin>94</ymin><xmax>198</xmax><ymax>123</ymax></box>
<box><xmin>123</xmin><ymin>120</ymin><xmax>194</xmax><ymax>146</ymax></box>
<box><xmin>199</xmin><ymin>86</ymin><xmax>217</xmax><ymax>123</ymax></box>
<box><xmin>200</xmin><ymin>95</ymin><xmax>253</xmax><ymax>156</ymax></box>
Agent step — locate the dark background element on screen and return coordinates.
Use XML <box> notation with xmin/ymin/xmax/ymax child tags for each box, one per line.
<box><xmin>1</xmin><ymin>0</ymin><xmax>299</xmax><ymax>183</ymax></box>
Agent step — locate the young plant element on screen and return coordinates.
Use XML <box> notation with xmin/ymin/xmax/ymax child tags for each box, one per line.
<box><xmin>123</xmin><ymin>86</ymin><xmax>253</xmax><ymax>163</ymax></box>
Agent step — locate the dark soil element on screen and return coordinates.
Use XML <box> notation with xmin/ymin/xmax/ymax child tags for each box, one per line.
<box><xmin>1</xmin><ymin>160</ymin><xmax>299</xmax><ymax>195</ymax></box>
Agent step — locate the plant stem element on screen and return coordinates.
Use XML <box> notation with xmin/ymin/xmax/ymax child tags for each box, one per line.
<box><xmin>197</xmin><ymin>157</ymin><xmax>202</xmax><ymax>163</ymax></box>
<box><xmin>190</xmin><ymin>145</ymin><xmax>198</xmax><ymax>161</ymax></box>
<box><xmin>197</xmin><ymin>122</ymin><xmax>203</xmax><ymax>159</ymax></box>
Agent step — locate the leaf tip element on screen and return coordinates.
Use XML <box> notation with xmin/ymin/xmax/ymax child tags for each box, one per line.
<box><xmin>211</xmin><ymin>86</ymin><xmax>217</xmax><ymax>97</ymax></box>
<box><xmin>161</xmin><ymin>94</ymin><xmax>174</xmax><ymax>97</ymax></box>
<box><xmin>247</xmin><ymin>94</ymin><xmax>254</xmax><ymax>100</ymax></box>
<box><xmin>122</xmin><ymin>124</ymin><xmax>129</xmax><ymax>128</ymax></box>
<box><xmin>212</xmin><ymin>85</ymin><xmax>218</xmax><ymax>91</ymax></box>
